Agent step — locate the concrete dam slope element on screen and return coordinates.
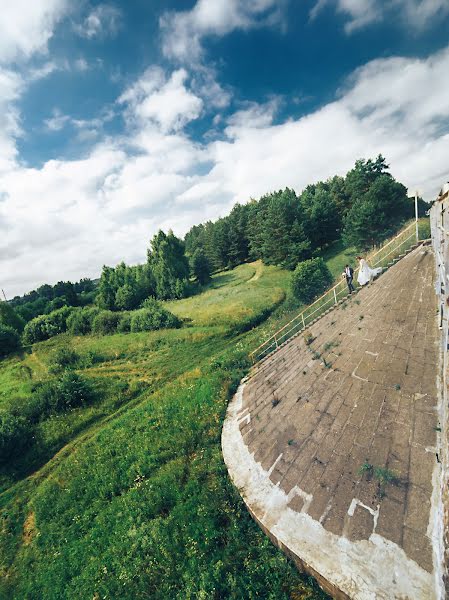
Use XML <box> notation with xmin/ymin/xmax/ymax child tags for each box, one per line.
<box><xmin>223</xmin><ymin>245</ymin><xmax>443</xmax><ymax>599</ymax></box>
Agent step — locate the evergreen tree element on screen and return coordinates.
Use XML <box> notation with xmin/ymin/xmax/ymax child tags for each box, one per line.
<box><xmin>343</xmin><ymin>175</ymin><xmax>409</xmax><ymax>248</ymax></box>
<box><xmin>190</xmin><ymin>249</ymin><xmax>212</xmax><ymax>284</ymax></box>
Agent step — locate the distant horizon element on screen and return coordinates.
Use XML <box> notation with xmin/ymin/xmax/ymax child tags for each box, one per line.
<box><xmin>2</xmin><ymin>0</ymin><xmax>449</xmax><ymax>297</ymax></box>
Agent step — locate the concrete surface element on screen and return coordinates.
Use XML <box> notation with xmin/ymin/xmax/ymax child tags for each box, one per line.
<box><xmin>222</xmin><ymin>246</ymin><xmax>444</xmax><ymax>599</ymax></box>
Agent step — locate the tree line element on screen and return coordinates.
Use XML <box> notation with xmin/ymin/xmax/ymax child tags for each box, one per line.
<box><xmin>1</xmin><ymin>155</ymin><xmax>424</xmax><ymax>356</ymax></box>
<box><xmin>184</xmin><ymin>155</ymin><xmax>418</xmax><ymax>273</ymax></box>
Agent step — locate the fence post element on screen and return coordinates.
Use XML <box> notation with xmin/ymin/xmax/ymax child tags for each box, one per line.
<box><xmin>333</xmin><ymin>288</ymin><xmax>337</xmax><ymax>304</ymax></box>
<box><xmin>415</xmin><ymin>191</ymin><xmax>419</xmax><ymax>242</ymax></box>
<box><xmin>302</xmin><ymin>313</ymin><xmax>305</xmax><ymax>329</ymax></box>
<box><xmin>274</xmin><ymin>334</ymin><xmax>278</xmax><ymax>349</ymax></box>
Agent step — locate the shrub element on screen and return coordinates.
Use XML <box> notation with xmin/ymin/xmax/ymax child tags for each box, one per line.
<box><xmin>130</xmin><ymin>301</ymin><xmax>181</xmax><ymax>333</ymax></box>
<box><xmin>91</xmin><ymin>311</ymin><xmax>121</xmax><ymax>335</ymax></box>
<box><xmin>0</xmin><ymin>302</ymin><xmax>25</xmax><ymax>333</ymax></box>
<box><xmin>48</xmin><ymin>347</ymin><xmax>80</xmax><ymax>373</ymax></box>
<box><xmin>30</xmin><ymin>372</ymin><xmax>96</xmax><ymax>419</ymax></box>
<box><xmin>0</xmin><ymin>324</ymin><xmax>21</xmax><ymax>357</ymax></box>
<box><xmin>291</xmin><ymin>257</ymin><xmax>333</xmax><ymax>303</ymax></box>
<box><xmin>23</xmin><ymin>307</ymin><xmax>74</xmax><ymax>344</ymax></box>
<box><xmin>67</xmin><ymin>307</ymin><xmax>100</xmax><ymax>335</ymax></box>
<box><xmin>117</xmin><ymin>312</ymin><xmax>132</xmax><ymax>333</ymax></box>
<box><xmin>0</xmin><ymin>410</ymin><xmax>31</xmax><ymax>462</ymax></box>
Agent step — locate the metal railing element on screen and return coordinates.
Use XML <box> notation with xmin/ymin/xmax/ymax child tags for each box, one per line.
<box><xmin>250</xmin><ymin>222</ymin><xmax>419</xmax><ymax>363</ymax></box>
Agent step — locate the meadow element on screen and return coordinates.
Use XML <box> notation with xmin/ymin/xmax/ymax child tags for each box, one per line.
<box><xmin>0</xmin><ymin>258</ymin><xmax>333</xmax><ymax>599</ymax></box>
<box><xmin>0</xmin><ymin>219</ymin><xmax>428</xmax><ymax>599</ymax></box>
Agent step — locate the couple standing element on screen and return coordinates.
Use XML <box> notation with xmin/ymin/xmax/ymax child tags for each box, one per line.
<box><xmin>343</xmin><ymin>257</ymin><xmax>382</xmax><ymax>293</ymax></box>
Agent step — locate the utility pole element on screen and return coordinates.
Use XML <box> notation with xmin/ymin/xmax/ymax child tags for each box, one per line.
<box><xmin>415</xmin><ymin>190</ymin><xmax>419</xmax><ymax>242</ymax></box>
<box><xmin>1</xmin><ymin>288</ymin><xmax>6</xmax><ymax>302</ymax></box>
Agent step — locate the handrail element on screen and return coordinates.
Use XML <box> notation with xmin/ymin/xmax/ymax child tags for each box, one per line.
<box><xmin>250</xmin><ymin>222</ymin><xmax>417</xmax><ymax>362</ymax></box>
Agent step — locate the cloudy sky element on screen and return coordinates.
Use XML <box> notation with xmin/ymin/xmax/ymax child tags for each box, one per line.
<box><xmin>1</xmin><ymin>0</ymin><xmax>449</xmax><ymax>297</ymax></box>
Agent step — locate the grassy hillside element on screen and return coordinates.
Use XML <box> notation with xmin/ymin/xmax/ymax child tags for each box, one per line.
<box><xmin>1</xmin><ymin>219</ymin><xmax>426</xmax><ymax>598</ymax></box>
<box><xmin>0</xmin><ymin>259</ymin><xmax>332</xmax><ymax>599</ymax></box>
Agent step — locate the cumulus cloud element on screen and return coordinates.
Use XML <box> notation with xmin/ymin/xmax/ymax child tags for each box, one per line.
<box><xmin>160</xmin><ymin>0</ymin><xmax>286</xmax><ymax>62</ymax></box>
<box><xmin>3</xmin><ymin>42</ymin><xmax>449</xmax><ymax>296</ymax></box>
<box><xmin>0</xmin><ymin>0</ymin><xmax>68</xmax><ymax>64</ymax></box>
<box><xmin>119</xmin><ymin>68</ymin><xmax>204</xmax><ymax>133</ymax></box>
<box><xmin>73</xmin><ymin>4</ymin><xmax>121</xmax><ymax>39</ymax></box>
<box><xmin>311</xmin><ymin>0</ymin><xmax>449</xmax><ymax>32</ymax></box>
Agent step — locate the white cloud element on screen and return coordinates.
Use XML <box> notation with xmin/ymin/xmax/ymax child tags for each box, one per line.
<box><xmin>3</xmin><ymin>45</ymin><xmax>449</xmax><ymax>296</ymax></box>
<box><xmin>311</xmin><ymin>0</ymin><xmax>449</xmax><ymax>32</ymax></box>
<box><xmin>0</xmin><ymin>0</ymin><xmax>68</xmax><ymax>64</ymax></box>
<box><xmin>119</xmin><ymin>68</ymin><xmax>203</xmax><ymax>133</ymax></box>
<box><xmin>73</xmin><ymin>4</ymin><xmax>121</xmax><ymax>39</ymax></box>
<box><xmin>0</xmin><ymin>69</ymin><xmax>23</xmax><ymax>173</ymax></box>
<box><xmin>160</xmin><ymin>0</ymin><xmax>285</xmax><ymax>62</ymax></box>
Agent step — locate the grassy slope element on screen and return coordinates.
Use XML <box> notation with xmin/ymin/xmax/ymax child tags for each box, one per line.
<box><xmin>0</xmin><ymin>251</ymin><xmax>361</xmax><ymax>599</ymax></box>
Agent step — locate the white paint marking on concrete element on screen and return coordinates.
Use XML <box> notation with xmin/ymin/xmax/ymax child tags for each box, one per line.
<box><xmin>365</xmin><ymin>351</ymin><xmax>379</xmax><ymax>357</ymax></box>
<box><xmin>267</xmin><ymin>453</ymin><xmax>283</xmax><ymax>477</ymax></box>
<box><xmin>238</xmin><ymin>413</ymin><xmax>251</xmax><ymax>426</ymax></box>
<box><xmin>222</xmin><ymin>382</ymin><xmax>436</xmax><ymax>600</ymax></box>
<box><xmin>287</xmin><ymin>486</ymin><xmax>313</xmax><ymax>513</ymax></box>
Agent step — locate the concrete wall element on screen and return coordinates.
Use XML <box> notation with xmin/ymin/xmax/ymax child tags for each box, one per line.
<box><xmin>430</xmin><ymin>190</ymin><xmax>449</xmax><ymax>597</ymax></box>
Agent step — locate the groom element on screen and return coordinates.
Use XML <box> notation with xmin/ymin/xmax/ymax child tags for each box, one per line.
<box><xmin>344</xmin><ymin>264</ymin><xmax>355</xmax><ymax>293</ymax></box>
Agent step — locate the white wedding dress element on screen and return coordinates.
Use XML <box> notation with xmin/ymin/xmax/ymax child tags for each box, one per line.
<box><xmin>357</xmin><ymin>259</ymin><xmax>382</xmax><ymax>286</ymax></box>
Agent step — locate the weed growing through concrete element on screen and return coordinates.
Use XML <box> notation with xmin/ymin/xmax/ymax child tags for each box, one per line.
<box><xmin>395</xmin><ymin>383</ymin><xmax>401</xmax><ymax>390</ymax></box>
<box><xmin>304</xmin><ymin>333</ymin><xmax>316</xmax><ymax>346</ymax></box>
<box><xmin>358</xmin><ymin>463</ymin><xmax>400</xmax><ymax>498</ymax></box>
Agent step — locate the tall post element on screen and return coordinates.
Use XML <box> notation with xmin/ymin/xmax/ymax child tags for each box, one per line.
<box><xmin>415</xmin><ymin>190</ymin><xmax>419</xmax><ymax>242</ymax></box>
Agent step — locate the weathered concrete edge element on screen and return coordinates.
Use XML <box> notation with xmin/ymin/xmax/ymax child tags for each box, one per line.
<box><xmin>222</xmin><ymin>382</ymin><xmax>436</xmax><ymax>600</ymax></box>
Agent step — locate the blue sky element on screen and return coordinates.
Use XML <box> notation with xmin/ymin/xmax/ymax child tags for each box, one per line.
<box><xmin>1</xmin><ymin>0</ymin><xmax>449</xmax><ymax>296</ymax></box>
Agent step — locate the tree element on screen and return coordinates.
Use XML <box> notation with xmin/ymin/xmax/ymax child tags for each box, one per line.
<box><xmin>147</xmin><ymin>230</ymin><xmax>190</xmax><ymax>300</ymax></box>
<box><xmin>0</xmin><ymin>302</ymin><xmax>25</xmax><ymax>333</ymax></box>
<box><xmin>300</xmin><ymin>185</ymin><xmax>341</xmax><ymax>250</ymax></box>
<box><xmin>0</xmin><ymin>324</ymin><xmax>21</xmax><ymax>357</ymax></box>
<box><xmin>96</xmin><ymin>266</ymin><xmax>117</xmax><ymax>310</ymax></box>
<box><xmin>345</xmin><ymin>155</ymin><xmax>390</xmax><ymax>201</ymax></box>
<box><xmin>291</xmin><ymin>258</ymin><xmax>333</xmax><ymax>303</ymax></box>
<box><xmin>115</xmin><ymin>282</ymin><xmax>140</xmax><ymax>311</ymax></box>
<box><xmin>342</xmin><ymin>175</ymin><xmax>410</xmax><ymax>248</ymax></box>
<box><xmin>190</xmin><ymin>249</ymin><xmax>212</xmax><ymax>284</ymax></box>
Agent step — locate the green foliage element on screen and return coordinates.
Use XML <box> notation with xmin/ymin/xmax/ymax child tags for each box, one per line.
<box><xmin>147</xmin><ymin>230</ymin><xmax>190</xmax><ymax>300</ymax></box>
<box><xmin>22</xmin><ymin>306</ymin><xmax>73</xmax><ymax>344</ymax></box>
<box><xmin>67</xmin><ymin>306</ymin><xmax>100</xmax><ymax>335</ymax></box>
<box><xmin>291</xmin><ymin>257</ymin><xmax>333</xmax><ymax>303</ymax></box>
<box><xmin>130</xmin><ymin>301</ymin><xmax>181</xmax><ymax>332</ymax></box>
<box><xmin>10</xmin><ymin>278</ymin><xmax>94</xmax><ymax>323</ymax></box>
<box><xmin>0</xmin><ymin>410</ymin><xmax>31</xmax><ymax>462</ymax></box>
<box><xmin>116</xmin><ymin>312</ymin><xmax>132</xmax><ymax>333</ymax></box>
<box><xmin>0</xmin><ymin>302</ymin><xmax>25</xmax><ymax>333</ymax></box>
<box><xmin>91</xmin><ymin>310</ymin><xmax>122</xmax><ymax>335</ymax></box>
<box><xmin>27</xmin><ymin>372</ymin><xmax>96</xmax><ymax>425</ymax></box>
<box><xmin>343</xmin><ymin>174</ymin><xmax>410</xmax><ymax>248</ymax></box>
<box><xmin>190</xmin><ymin>248</ymin><xmax>212</xmax><ymax>284</ymax></box>
<box><xmin>0</xmin><ymin>324</ymin><xmax>21</xmax><ymax>357</ymax></box>
<box><xmin>48</xmin><ymin>347</ymin><xmax>80</xmax><ymax>374</ymax></box>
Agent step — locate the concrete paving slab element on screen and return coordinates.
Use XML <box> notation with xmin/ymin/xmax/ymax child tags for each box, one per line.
<box><xmin>223</xmin><ymin>246</ymin><xmax>444</xmax><ymax>599</ymax></box>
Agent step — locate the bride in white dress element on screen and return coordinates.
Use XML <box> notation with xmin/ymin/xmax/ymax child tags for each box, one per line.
<box><xmin>356</xmin><ymin>256</ymin><xmax>382</xmax><ymax>286</ymax></box>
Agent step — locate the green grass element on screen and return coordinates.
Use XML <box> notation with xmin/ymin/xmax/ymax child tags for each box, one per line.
<box><xmin>0</xmin><ymin>261</ymin><xmax>328</xmax><ymax>600</ymax></box>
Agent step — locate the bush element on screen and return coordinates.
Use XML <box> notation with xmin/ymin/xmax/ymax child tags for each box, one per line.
<box><xmin>67</xmin><ymin>307</ymin><xmax>100</xmax><ymax>335</ymax></box>
<box><xmin>0</xmin><ymin>324</ymin><xmax>21</xmax><ymax>357</ymax></box>
<box><xmin>48</xmin><ymin>347</ymin><xmax>80</xmax><ymax>374</ymax></box>
<box><xmin>91</xmin><ymin>311</ymin><xmax>121</xmax><ymax>335</ymax></box>
<box><xmin>117</xmin><ymin>313</ymin><xmax>132</xmax><ymax>333</ymax></box>
<box><xmin>23</xmin><ymin>307</ymin><xmax>74</xmax><ymax>344</ymax></box>
<box><xmin>30</xmin><ymin>372</ymin><xmax>96</xmax><ymax>420</ymax></box>
<box><xmin>130</xmin><ymin>301</ymin><xmax>181</xmax><ymax>333</ymax></box>
<box><xmin>291</xmin><ymin>257</ymin><xmax>333</xmax><ymax>303</ymax></box>
<box><xmin>0</xmin><ymin>303</ymin><xmax>25</xmax><ymax>333</ymax></box>
<box><xmin>0</xmin><ymin>410</ymin><xmax>31</xmax><ymax>462</ymax></box>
